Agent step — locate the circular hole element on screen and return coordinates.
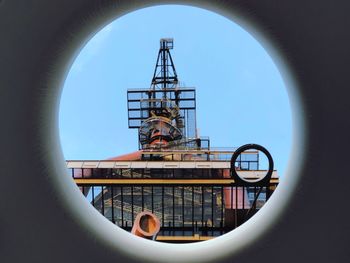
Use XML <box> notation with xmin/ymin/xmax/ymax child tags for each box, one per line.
<box><xmin>139</xmin><ymin>214</ymin><xmax>160</xmax><ymax>234</ymax></box>
<box><xmin>57</xmin><ymin>3</ymin><xmax>298</xmax><ymax>261</ymax></box>
<box><xmin>140</xmin><ymin>215</ymin><xmax>153</xmax><ymax>232</ymax></box>
<box><xmin>60</xmin><ymin>4</ymin><xmax>291</xmax><ymax>243</ymax></box>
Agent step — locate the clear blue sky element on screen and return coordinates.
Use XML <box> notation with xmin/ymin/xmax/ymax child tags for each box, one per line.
<box><xmin>59</xmin><ymin>5</ymin><xmax>292</xmax><ymax>177</ymax></box>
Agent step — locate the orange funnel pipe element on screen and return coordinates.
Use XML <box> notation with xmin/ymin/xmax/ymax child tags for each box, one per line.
<box><xmin>131</xmin><ymin>211</ymin><xmax>161</xmax><ymax>240</ymax></box>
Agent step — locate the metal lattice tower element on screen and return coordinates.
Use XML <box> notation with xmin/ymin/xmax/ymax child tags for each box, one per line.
<box><xmin>151</xmin><ymin>38</ymin><xmax>178</xmax><ymax>94</ymax></box>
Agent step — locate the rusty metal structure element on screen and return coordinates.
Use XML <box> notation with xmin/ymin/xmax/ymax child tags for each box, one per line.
<box><xmin>67</xmin><ymin>38</ymin><xmax>278</xmax><ymax>243</ymax></box>
<box><xmin>131</xmin><ymin>211</ymin><xmax>160</xmax><ymax>240</ymax></box>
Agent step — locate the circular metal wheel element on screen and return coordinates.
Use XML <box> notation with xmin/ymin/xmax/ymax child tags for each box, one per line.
<box><xmin>230</xmin><ymin>144</ymin><xmax>274</xmax><ymax>186</ymax></box>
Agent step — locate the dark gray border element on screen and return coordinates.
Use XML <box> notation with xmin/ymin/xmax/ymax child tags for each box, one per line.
<box><xmin>0</xmin><ymin>0</ymin><xmax>349</xmax><ymax>262</ymax></box>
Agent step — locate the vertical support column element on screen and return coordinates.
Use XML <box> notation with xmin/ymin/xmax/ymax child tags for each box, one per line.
<box><xmin>91</xmin><ymin>186</ymin><xmax>95</xmax><ymax>207</ymax></box>
<box><xmin>162</xmin><ymin>187</ymin><xmax>165</xmax><ymax>227</ymax></box>
<box><xmin>235</xmin><ymin>186</ymin><xmax>238</xmax><ymax>228</ymax></box>
<box><xmin>151</xmin><ymin>186</ymin><xmax>154</xmax><ymax>213</ymax></box>
<box><xmin>131</xmin><ymin>186</ymin><xmax>134</xmax><ymax>224</ymax></box>
<box><xmin>101</xmin><ymin>186</ymin><xmax>105</xmax><ymax>216</ymax></box>
<box><xmin>141</xmin><ymin>186</ymin><xmax>144</xmax><ymax>211</ymax></box>
<box><xmin>111</xmin><ymin>186</ymin><xmax>115</xmax><ymax>223</ymax></box>
<box><xmin>192</xmin><ymin>186</ymin><xmax>194</xmax><ymax>235</ymax></box>
<box><xmin>201</xmin><ymin>186</ymin><xmax>204</xmax><ymax>227</ymax></box>
<box><xmin>221</xmin><ymin>187</ymin><xmax>224</xmax><ymax>234</ymax></box>
<box><xmin>172</xmin><ymin>187</ymin><xmax>175</xmax><ymax>229</ymax></box>
<box><xmin>121</xmin><ymin>186</ymin><xmax>124</xmax><ymax>228</ymax></box>
<box><xmin>182</xmin><ymin>186</ymin><xmax>185</xmax><ymax>235</ymax></box>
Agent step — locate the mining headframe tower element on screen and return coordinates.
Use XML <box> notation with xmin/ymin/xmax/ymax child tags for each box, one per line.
<box><xmin>67</xmin><ymin>38</ymin><xmax>278</xmax><ymax>243</ymax></box>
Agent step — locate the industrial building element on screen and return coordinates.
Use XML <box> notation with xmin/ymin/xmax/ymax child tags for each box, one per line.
<box><xmin>66</xmin><ymin>38</ymin><xmax>278</xmax><ymax>242</ymax></box>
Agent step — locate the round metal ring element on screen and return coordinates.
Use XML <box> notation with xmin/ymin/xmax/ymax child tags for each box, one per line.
<box><xmin>230</xmin><ymin>144</ymin><xmax>274</xmax><ymax>186</ymax></box>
